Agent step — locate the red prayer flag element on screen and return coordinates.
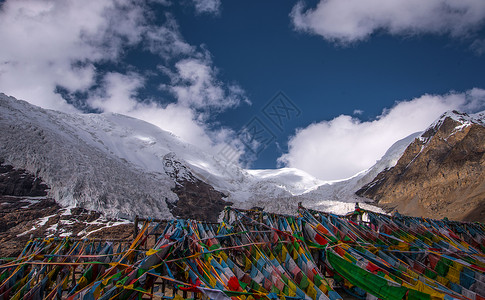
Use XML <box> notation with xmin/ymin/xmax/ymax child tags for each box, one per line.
<box><xmin>315</xmin><ymin>233</ymin><xmax>328</xmax><ymax>246</ymax></box>
<box><xmin>227</xmin><ymin>276</ymin><xmax>240</xmax><ymax>291</ymax></box>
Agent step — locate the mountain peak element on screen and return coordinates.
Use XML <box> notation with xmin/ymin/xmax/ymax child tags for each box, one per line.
<box><xmin>357</xmin><ymin>108</ymin><xmax>485</xmax><ymax>222</ymax></box>
<box><xmin>419</xmin><ymin>109</ymin><xmax>484</xmax><ymax>145</ymax></box>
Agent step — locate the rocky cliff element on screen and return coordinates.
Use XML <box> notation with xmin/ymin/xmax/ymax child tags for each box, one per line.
<box><xmin>163</xmin><ymin>153</ymin><xmax>231</xmax><ymax>222</ymax></box>
<box><xmin>0</xmin><ymin>158</ymin><xmax>49</xmax><ymax>196</ymax></box>
<box><xmin>357</xmin><ymin>111</ymin><xmax>485</xmax><ymax>222</ymax></box>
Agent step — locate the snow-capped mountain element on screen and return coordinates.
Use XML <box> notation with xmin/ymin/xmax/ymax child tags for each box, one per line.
<box><xmin>1</xmin><ymin>93</ymin><xmax>414</xmax><ymax>219</ymax></box>
<box><xmin>357</xmin><ymin>110</ymin><xmax>485</xmax><ymax>222</ymax></box>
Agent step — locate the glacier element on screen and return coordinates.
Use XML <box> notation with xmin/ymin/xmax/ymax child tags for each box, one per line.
<box><xmin>0</xmin><ymin>93</ymin><xmax>418</xmax><ymax>219</ymax></box>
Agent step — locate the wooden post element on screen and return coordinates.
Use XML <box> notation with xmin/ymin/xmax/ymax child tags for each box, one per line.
<box><xmin>134</xmin><ymin>215</ymin><xmax>139</xmax><ymax>237</ymax></box>
<box><xmin>149</xmin><ymin>279</ymin><xmax>154</xmax><ymax>300</ymax></box>
<box><xmin>71</xmin><ymin>266</ymin><xmax>76</xmax><ymax>287</ymax></box>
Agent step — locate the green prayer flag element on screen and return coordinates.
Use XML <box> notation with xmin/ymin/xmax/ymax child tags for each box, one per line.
<box><xmin>327</xmin><ymin>251</ymin><xmax>408</xmax><ymax>300</ymax></box>
<box><xmin>407</xmin><ymin>288</ymin><xmax>431</xmax><ymax>300</ymax></box>
<box><xmin>424</xmin><ymin>268</ymin><xmax>437</xmax><ymax>280</ymax></box>
<box><xmin>298</xmin><ymin>274</ymin><xmax>309</xmax><ymax>290</ymax></box>
<box><xmin>314</xmin><ymin>274</ymin><xmax>323</xmax><ymax>287</ymax></box>
<box><xmin>435</xmin><ymin>259</ymin><xmax>450</xmax><ymax>277</ymax></box>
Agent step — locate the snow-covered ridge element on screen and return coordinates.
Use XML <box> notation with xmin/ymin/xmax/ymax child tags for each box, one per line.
<box><xmin>425</xmin><ymin>110</ymin><xmax>485</xmax><ymax>136</ymax></box>
<box><xmin>416</xmin><ymin>110</ymin><xmax>485</xmax><ymax>154</ymax></box>
<box><xmin>0</xmin><ymin>93</ymin><xmax>418</xmax><ymax>218</ymax></box>
<box><xmin>301</xmin><ymin>131</ymin><xmax>422</xmax><ymax>203</ymax></box>
<box><xmin>246</xmin><ymin>168</ymin><xmax>325</xmax><ymax>195</ymax></box>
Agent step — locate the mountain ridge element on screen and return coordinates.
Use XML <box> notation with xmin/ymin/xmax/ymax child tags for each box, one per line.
<box><xmin>1</xmin><ymin>93</ymin><xmax>418</xmax><ymax>219</ymax></box>
<box><xmin>357</xmin><ymin>110</ymin><xmax>485</xmax><ymax>222</ymax></box>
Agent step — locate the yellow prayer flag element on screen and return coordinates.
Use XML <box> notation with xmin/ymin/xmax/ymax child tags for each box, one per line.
<box><xmin>146</xmin><ymin>248</ymin><xmax>158</xmax><ymax>256</ymax></box>
<box><xmin>307</xmin><ymin>284</ymin><xmax>317</xmax><ymax>300</ymax></box>
<box><xmin>281</xmin><ymin>246</ymin><xmax>288</xmax><ymax>262</ymax></box>
<box><xmin>406</xmin><ymin>269</ymin><xmax>419</xmax><ymax>279</ymax></box>
<box><xmin>244</xmin><ymin>256</ymin><xmax>252</xmax><ymax>272</ymax></box>
<box><xmin>220</xmin><ymin>251</ymin><xmax>228</xmax><ymax>261</ymax></box>
<box><xmin>269</xmin><ymin>252</ymin><xmax>275</xmax><ymax>261</ymax></box>
<box><xmin>288</xmin><ymin>280</ymin><xmax>297</xmax><ymax>297</ymax></box>
<box><xmin>446</xmin><ymin>267</ymin><xmax>460</xmax><ymax>284</ymax></box>
<box><xmin>437</xmin><ymin>275</ymin><xmax>449</xmax><ymax>287</ymax></box>
<box><xmin>10</xmin><ymin>292</ymin><xmax>21</xmax><ymax>300</ymax></box>
<box><xmin>452</xmin><ymin>261</ymin><xmax>464</xmax><ymax>272</ymax></box>
<box><xmin>78</xmin><ymin>276</ymin><xmax>88</xmax><ymax>288</ymax></box>
<box><xmin>407</xmin><ymin>281</ymin><xmax>445</xmax><ymax>299</ymax></box>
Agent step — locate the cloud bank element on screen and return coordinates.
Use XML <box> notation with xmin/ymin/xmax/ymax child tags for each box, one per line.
<box><xmin>291</xmin><ymin>0</ymin><xmax>485</xmax><ymax>44</ymax></box>
<box><xmin>0</xmin><ymin>0</ymin><xmax>244</xmax><ymax>157</ymax></box>
<box><xmin>279</xmin><ymin>88</ymin><xmax>485</xmax><ymax>181</ymax></box>
<box><xmin>191</xmin><ymin>0</ymin><xmax>221</xmax><ymax>15</ymax></box>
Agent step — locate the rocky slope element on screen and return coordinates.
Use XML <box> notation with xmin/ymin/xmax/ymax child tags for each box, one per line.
<box><xmin>357</xmin><ymin>111</ymin><xmax>485</xmax><ymax>222</ymax></box>
<box><xmin>0</xmin><ymin>160</ymin><xmax>132</xmax><ymax>257</ymax></box>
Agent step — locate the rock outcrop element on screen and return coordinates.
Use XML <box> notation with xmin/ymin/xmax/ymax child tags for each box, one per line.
<box><xmin>0</xmin><ymin>161</ymin><xmax>132</xmax><ymax>257</ymax></box>
<box><xmin>163</xmin><ymin>153</ymin><xmax>231</xmax><ymax>222</ymax></box>
<box><xmin>357</xmin><ymin>111</ymin><xmax>485</xmax><ymax>222</ymax></box>
<box><xmin>0</xmin><ymin>159</ymin><xmax>49</xmax><ymax>196</ymax></box>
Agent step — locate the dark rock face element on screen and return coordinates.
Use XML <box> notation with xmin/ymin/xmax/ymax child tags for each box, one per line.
<box><xmin>0</xmin><ymin>162</ymin><xmax>132</xmax><ymax>257</ymax></box>
<box><xmin>163</xmin><ymin>153</ymin><xmax>231</xmax><ymax>222</ymax></box>
<box><xmin>169</xmin><ymin>179</ymin><xmax>230</xmax><ymax>222</ymax></box>
<box><xmin>357</xmin><ymin>114</ymin><xmax>485</xmax><ymax>222</ymax></box>
<box><xmin>0</xmin><ymin>158</ymin><xmax>49</xmax><ymax>196</ymax></box>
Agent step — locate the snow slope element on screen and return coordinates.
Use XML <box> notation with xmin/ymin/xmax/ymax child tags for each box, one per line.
<box><xmin>0</xmin><ymin>94</ymin><xmax>177</xmax><ymax>219</ymax></box>
<box><xmin>243</xmin><ymin>131</ymin><xmax>421</xmax><ymax>215</ymax></box>
<box><xmin>0</xmin><ymin>93</ymin><xmax>419</xmax><ymax>218</ymax></box>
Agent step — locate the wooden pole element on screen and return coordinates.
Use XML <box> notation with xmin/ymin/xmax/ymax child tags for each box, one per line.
<box><xmin>134</xmin><ymin>215</ymin><xmax>139</xmax><ymax>237</ymax></box>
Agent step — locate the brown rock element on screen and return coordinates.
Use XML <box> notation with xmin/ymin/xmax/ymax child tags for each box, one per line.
<box><xmin>357</xmin><ymin>114</ymin><xmax>485</xmax><ymax>222</ymax></box>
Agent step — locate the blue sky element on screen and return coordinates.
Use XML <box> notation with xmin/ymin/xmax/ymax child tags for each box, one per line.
<box><xmin>174</xmin><ymin>1</ymin><xmax>485</xmax><ymax>171</ymax></box>
<box><xmin>1</xmin><ymin>0</ymin><xmax>485</xmax><ymax>180</ymax></box>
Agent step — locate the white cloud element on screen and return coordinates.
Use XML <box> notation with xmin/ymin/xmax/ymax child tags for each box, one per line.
<box><xmin>353</xmin><ymin>109</ymin><xmax>363</xmax><ymax>115</ymax></box>
<box><xmin>291</xmin><ymin>0</ymin><xmax>485</xmax><ymax>44</ymax></box>
<box><xmin>471</xmin><ymin>38</ymin><xmax>485</xmax><ymax>56</ymax></box>
<box><xmin>161</xmin><ymin>56</ymin><xmax>249</xmax><ymax>112</ymax></box>
<box><xmin>145</xmin><ymin>13</ymin><xmax>195</xmax><ymax>60</ymax></box>
<box><xmin>87</xmin><ymin>71</ymin><xmax>239</xmax><ymax>155</ymax></box>
<box><xmin>0</xmin><ymin>0</ymin><xmax>246</xmax><ymax>159</ymax></box>
<box><xmin>0</xmin><ymin>0</ymin><xmax>147</xmax><ymax>111</ymax></box>
<box><xmin>191</xmin><ymin>0</ymin><xmax>221</xmax><ymax>15</ymax></box>
<box><xmin>465</xmin><ymin>88</ymin><xmax>485</xmax><ymax>111</ymax></box>
<box><xmin>88</xmin><ymin>72</ymin><xmax>145</xmax><ymax>114</ymax></box>
<box><xmin>279</xmin><ymin>89</ymin><xmax>485</xmax><ymax>181</ymax></box>
<box><xmin>0</xmin><ymin>1</ymin><xmax>107</xmax><ymax>111</ymax></box>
